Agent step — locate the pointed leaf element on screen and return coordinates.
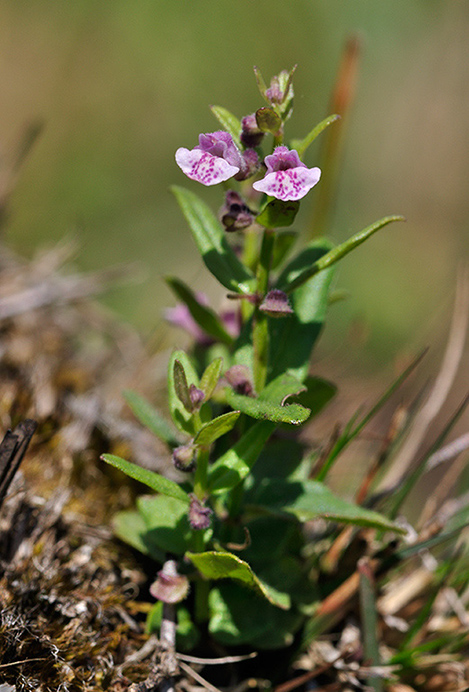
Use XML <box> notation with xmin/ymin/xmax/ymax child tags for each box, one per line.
<box><xmin>250</xmin><ymin>479</ymin><xmax>404</xmax><ymax>532</ymax></box>
<box><xmin>210</xmin><ymin>106</ymin><xmax>242</xmax><ymax>148</ymax></box>
<box><xmin>200</xmin><ymin>357</ymin><xmax>224</xmax><ymax>400</ymax></box>
<box><xmin>173</xmin><ymin>358</ymin><xmax>192</xmax><ymax>412</ymax></box>
<box><xmin>101</xmin><ymin>453</ymin><xmax>190</xmax><ymax>504</ymax></box>
<box><xmin>171</xmin><ymin>186</ymin><xmax>254</xmax><ymax>294</ymax></box>
<box><xmin>290</xmin><ymin>114</ymin><xmax>340</xmax><ymax>158</ymax></box>
<box><xmin>123</xmin><ymin>390</ymin><xmax>181</xmax><ymax>447</ymax></box>
<box><xmin>209</xmin><ymin>420</ymin><xmax>276</xmax><ymax>494</ymax></box>
<box><xmin>282</xmin><ymin>216</ymin><xmax>406</xmax><ymax>294</ymax></box>
<box><xmin>168</xmin><ymin>350</ymin><xmax>199</xmax><ymax>434</ymax></box>
<box><xmin>166</xmin><ymin>277</ymin><xmax>234</xmax><ymax>346</ymax></box>
<box><xmin>253</xmin><ymin>65</ymin><xmax>268</xmax><ymax>102</ymax></box>
<box><xmin>186</xmin><ymin>550</ymin><xmax>290</xmax><ymax>609</ymax></box>
<box><xmin>194</xmin><ymin>411</ymin><xmax>241</xmax><ymax>447</ymax></box>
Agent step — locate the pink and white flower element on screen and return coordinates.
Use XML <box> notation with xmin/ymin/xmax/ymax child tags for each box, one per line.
<box><xmin>176</xmin><ymin>131</ymin><xmax>244</xmax><ymax>186</ymax></box>
<box><xmin>253</xmin><ymin>146</ymin><xmax>321</xmax><ymax>202</ymax></box>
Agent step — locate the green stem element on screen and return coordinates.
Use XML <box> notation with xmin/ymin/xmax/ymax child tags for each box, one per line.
<box><xmin>253</xmin><ymin>228</ymin><xmax>274</xmax><ymax>393</ymax></box>
<box><xmin>192</xmin><ymin>529</ymin><xmax>210</xmax><ymax>623</ymax></box>
<box><xmin>193</xmin><ymin>447</ymin><xmax>210</xmax><ymax>500</ymax></box>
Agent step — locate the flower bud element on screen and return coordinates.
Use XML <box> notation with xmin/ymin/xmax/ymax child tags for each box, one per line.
<box><xmin>224</xmin><ymin>364</ymin><xmax>255</xmax><ymax>397</ymax></box>
<box><xmin>172</xmin><ymin>444</ymin><xmax>196</xmax><ymax>472</ymax></box>
<box><xmin>189</xmin><ymin>384</ymin><xmax>205</xmax><ymax>410</ymax></box>
<box><xmin>189</xmin><ymin>494</ymin><xmax>213</xmax><ymax>530</ymax></box>
<box><xmin>220</xmin><ymin>190</ymin><xmax>254</xmax><ymax>232</ymax></box>
<box><xmin>150</xmin><ymin>560</ymin><xmax>189</xmax><ymax>604</ymax></box>
<box><xmin>241</xmin><ymin>113</ymin><xmax>264</xmax><ymax>148</ymax></box>
<box><xmin>259</xmin><ymin>289</ymin><xmax>293</xmax><ymax>318</ymax></box>
<box><xmin>265</xmin><ymin>66</ymin><xmax>296</xmax><ymax>120</ymax></box>
<box><xmin>234</xmin><ymin>148</ymin><xmax>260</xmax><ymax>182</ymax></box>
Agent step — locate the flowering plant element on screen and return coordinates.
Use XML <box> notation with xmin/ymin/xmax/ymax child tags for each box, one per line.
<box><xmin>100</xmin><ymin>67</ymin><xmax>469</xmax><ymax>684</ymax></box>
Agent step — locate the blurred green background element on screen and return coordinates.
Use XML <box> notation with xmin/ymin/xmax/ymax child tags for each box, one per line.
<box><xmin>1</xmin><ymin>0</ymin><xmax>468</xmax><ymax>368</ymax></box>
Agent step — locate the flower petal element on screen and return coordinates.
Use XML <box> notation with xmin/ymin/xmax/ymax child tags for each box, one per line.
<box><xmin>253</xmin><ymin>166</ymin><xmax>321</xmax><ymax>201</ymax></box>
<box><xmin>176</xmin><ymin>147</ymin><xmax>240</xmax><ymax>186</ymax></box>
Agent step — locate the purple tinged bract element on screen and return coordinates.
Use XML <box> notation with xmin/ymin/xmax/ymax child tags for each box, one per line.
<box><xmin>253</xmin><ymin>146</ymin><xmax>321</xmax><ymax>202</ymax></box>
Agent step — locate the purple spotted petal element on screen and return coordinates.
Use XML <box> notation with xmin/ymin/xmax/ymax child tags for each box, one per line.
<box><xmin>253</xmin><ymin>166</ymin><xmax>321</xmax><ymax>201</ymax></box>
<box><xmin>264</xmin><ymin>146</ymin><xmax>305</xmax><ymax>173</ymax></box>
<box><xmin>175</xmin><ymin>147</ymin><xmax>240</xmax><ymax>186</ymax></box>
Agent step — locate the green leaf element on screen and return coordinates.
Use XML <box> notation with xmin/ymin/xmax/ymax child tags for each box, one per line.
<box><xmin>253</xmin><ymin>65</ymin><xmax>268</xmax><ymax>102</ymax></box>
<box><xmin>166</xmin><ymin>277</ymin><xmax>234</xmax><ymax>346</ymax></box>
<box><xmin>208</xmin><ymin>420</ymin><xmax>276</xmax><ymax>494</ymax></box>
<box><xmin>199</xmin><ymin>357</ymin><xmax>223</xmax><ymax>400</ymax></box>
<box><xmin>290</xmin><ymin>114</ymin><xmax>340</xmax><ymax>158</ymax></box>
<box><xmin>224</xmin><ymin>389</ymin><xmax>310</xmax><ymax>425</ymax></box>
<box><xmin>194</xmin><ymin>411</ymin><xmax>241</xmax><ymax>447</ymax></box>
<box><xmin>210</xmin><ymin>105</ymin><xmax>242</xmax><ymax>148</ymax></box>
<box><xmin>186</xmin><ymin>550</ymin><xmax>290</xmax><ymax>609</ymax></box>
<box><xmin>168</xmin><ymin>350</ymin><xmax>199</xmax><ymax>434</ymax></box>
<box><xmin>123</xmin><ymin>390</ymin><xmax>181</xmax><ymax>447</ymax></box>
<box><xmin>220</xmin><ymin>371</ymin><xmax>310</xmax><ymax>426</ymax></box>
<box><xmin>112</xmin><ymin>509</ymin><xmax>164</xmax><ymax>560</ymax></box>
<box><xmin>256</xmin><ymin>199</ymin><xmax>300</xmax><ymax>229</ymax></box>
<box><xmin>173</xmin><ymin>358</ymin><xmax>192</xmax><ymax>412</ymax></box>
<box><xmin>255</xmin><ymin>107</ymin><xmax>282</xmax><ymax>135</ymax></box>
<box><xmin>270</xmin><ymin>239</ymin><xmax>335</xmax><ymax>382</ymax></box>
<box><xmin>250</xmin><ymin>479</ymin><xmax>405</xmax><ymax>532</ymax></box>
<box><xmin>260</xmin><ymin>371</ymin><xmax>307</xmax><ymax>404</ymax></box>
<box><xmin>171</xmin><ymin>186</ymin><xmax>254</xmax><ymax>294</ymax></box>
<box><xmin>209</xmin><ymin>583</ymin><xmax>303</xmax><ymax>648</ymax></box>
<box><xmin>272</xmin><ymin>231</ymin><xmax>297</xmax><ymax>270</ymax></box>
<box><xmin>101</xmin><ymin>454</ymin><xmax>190</xmax><ymax>504</ymax></box>
<box><xmin>277</xmin><ymin>237</ymin><xmax>334</xmax><ymax>291</ymax></box>
<box><xmin>137</xmin><ymin>494</ymin><xmax>192</xmax><ymax>555</ymax></box>
<box><xmin>281</xmin><ymin>216</ymin><xmax>406</xmax><ymax>294</ymax></box>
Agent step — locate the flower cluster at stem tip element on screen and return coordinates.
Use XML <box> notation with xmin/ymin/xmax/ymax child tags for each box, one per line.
<box><xmin>175</xmin><ymin>69</ymin><xmax>321</xmax><ymax>203</ymax></box>
<box><xmin>176</xmin><ymin>134</ymin><xmax>320</xmax><ymax>202</ymax></box>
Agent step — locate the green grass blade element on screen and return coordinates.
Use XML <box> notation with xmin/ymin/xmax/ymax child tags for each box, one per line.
<box><xmin>388</xmin><ymin>393</ymin><xmax>469</xmax><ymax>519</ymax></box>
<box><xmin>316</xmin><ymin>350</ymin><xmax>427</xmax><ymax>482</ymax></box>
